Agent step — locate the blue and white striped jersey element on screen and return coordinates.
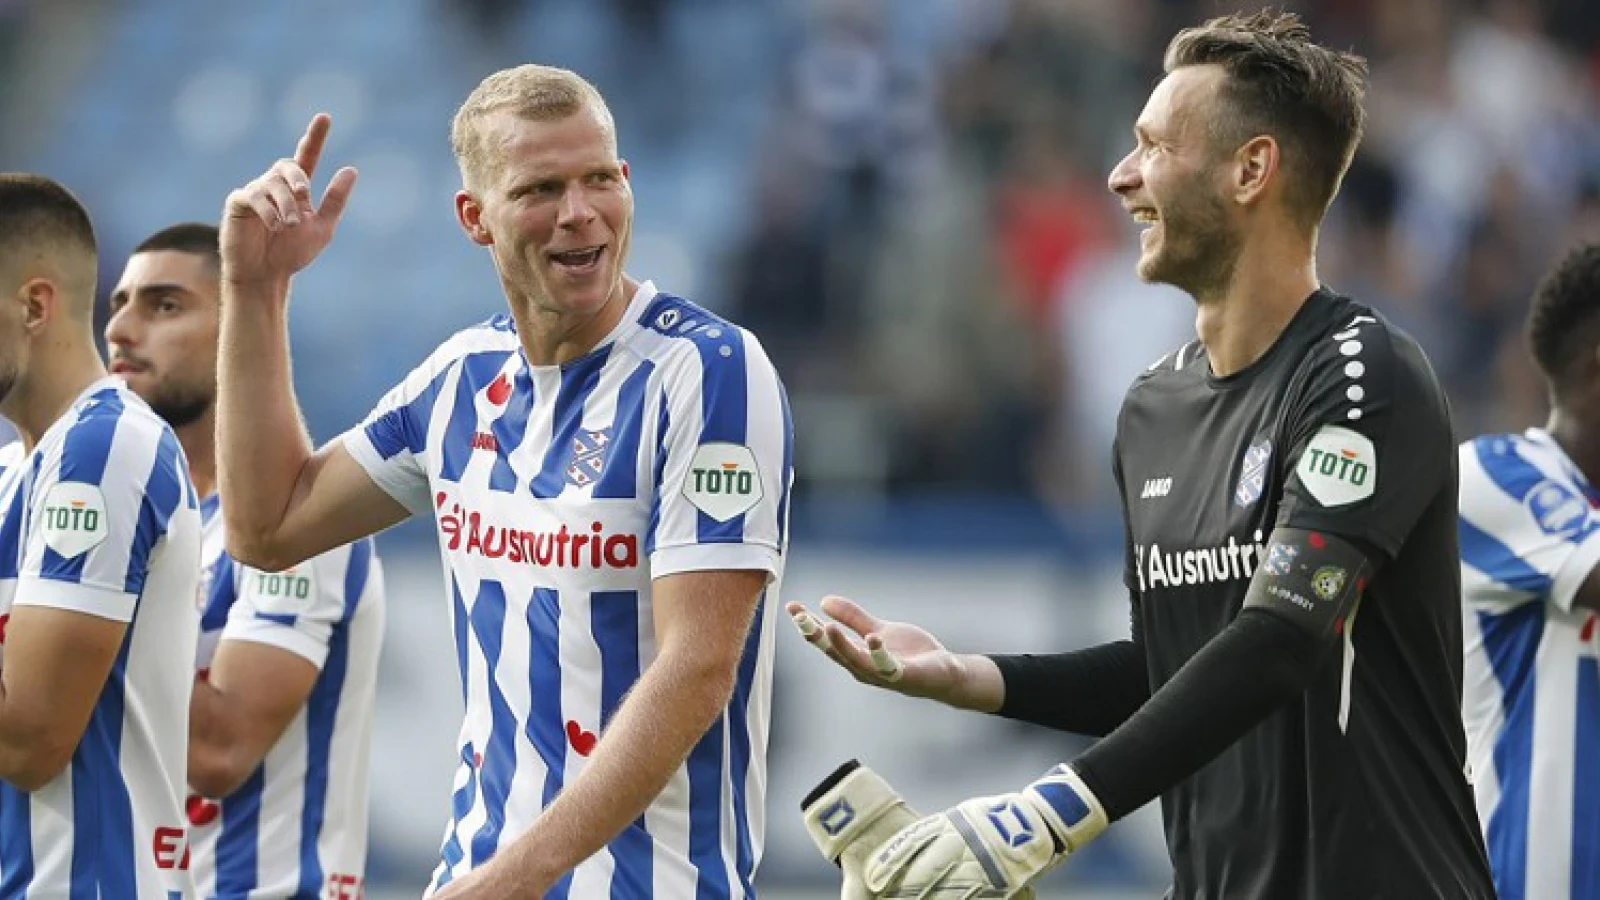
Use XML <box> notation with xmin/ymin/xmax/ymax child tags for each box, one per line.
<box><xmin>188</xmin><ymin>496</ymin><xmax>384</xmax><ymax>899</ymax></box>
<box><xmin>1460</xmin><ymin>428</ymin><xmax>1600</xmax><ymax>900</ymax></box>
<box><xmin>0</xmin><ymin>376</ymin><xmax>200</xmax><ymax>898</ymax></box>
<box><xmin>343</xmin><ymin>282</ymin><xmax>793</xmax><ymax>898</ymax></box>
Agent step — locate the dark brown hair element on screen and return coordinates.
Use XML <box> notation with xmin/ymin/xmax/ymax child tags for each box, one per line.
<box><xmin>1164</xmin><ymin>10</ymin><xmax>1368</xmax><ymax>228</ymax></box>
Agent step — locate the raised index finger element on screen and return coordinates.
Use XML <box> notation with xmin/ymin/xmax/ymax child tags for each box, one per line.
<box><xmin>293</xmin><ymin>113</ymin><xmax>333</xmax><ymax>181</ymax></box>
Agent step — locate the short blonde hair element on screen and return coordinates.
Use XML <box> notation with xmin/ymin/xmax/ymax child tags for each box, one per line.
<box><xmin>450</xmin><ymin>64</ymin><xmax>616</xmax><ymax>188</ymax></box>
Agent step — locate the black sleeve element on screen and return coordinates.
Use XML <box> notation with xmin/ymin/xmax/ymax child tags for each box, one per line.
<box><xmin>1070</xmin><ymin>608</ymin><xmax>1330</xmax><ymax>820</ymax></box>
<box><xmin>989</xmin><ymin>641</ymin><xmax>1150</xmax><ymax>737</ymax></box>
<box><xmin>1276</xmin><ymin>318</ymin><xmax>1453</xmax><ymax>557</ymax></box>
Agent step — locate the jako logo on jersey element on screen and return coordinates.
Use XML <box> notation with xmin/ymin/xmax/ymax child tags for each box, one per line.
<box><xmin>1140</xmin><ymin>477</ymin><xmax>1173</xmax><ymax>499</ymax></box>
<box><xmin>1235</xmin><ymin>438</ymin><xmax>1272</xmax><ymax>507</ymax></box>
<box><xmin>471</xmin><ymin>431</ymin><xmax>499</xmax><ymax>452</ymax></box>
<box><xmin>684</xmin><ymin>442</ymin><xmax>763</xmax><ymax>522</ymax></box>
<box><xmin>1135</xmin><ymin>532</ymin><xmax>1268</xmax><ymax>592</ymax></box>
<box><xmin>1526</xmin><ymin>479</ymin><xmax>1589</xmax><ymax>538</ymax></box>
<box><xmin>40</xmin><ymin>481</ymin><xmax>109</xmax><ymax>557</ymax></box>
<box><xmin>434</xmin><ymin>495</ymin><xmax>639</xmax><ymax>568</ymax></box>
<box><xmin>566</xmin><ymin>428</ymin><xmax>613</xmax><ymax>489</ymax></box>
<box><xmin>1296</xmin><ymin>426</ymin><xmax>1376</xmax><ymax>507</ymax></box>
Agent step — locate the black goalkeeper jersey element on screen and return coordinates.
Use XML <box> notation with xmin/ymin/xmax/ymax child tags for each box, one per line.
<box><xmin>1115</xmin><ymin>288</ymin><xmax>1493</xmax><ymax>899</ymax></box>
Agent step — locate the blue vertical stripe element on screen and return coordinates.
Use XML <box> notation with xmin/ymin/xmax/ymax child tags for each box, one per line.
<box><xmin>1479</xmin><ymin>604</ymin><xmax>1545</xmax><ymax>900</ymax></box>
<box><xmin>645</xmin><ymin>401</ymin><xmax>671</xmax><ymax>556</ymax></box>
<box><xmin>525</xmin><ymin>587</ymin><xmax>573</xmax><ymax>900</ymax></box>
<box><xmin>1574</xmin><ymin>657</ymin><xmax>1600</xmax><ymax>895</ymax></box>
<box><xmin>434</xmin><ymin>743</ymin><xmax>481</xmax><ymax>893</ymax></box>
<box><xmin>40</xmin><ymin>404</ymin><xmax>119</xmax><ymax>584</ymax></box>
<box><xmin>0</xmin><ymin>782</ymin><xmax>32</xmax><ymax>894</ymax></box>
<box><xmin>589</xmin><ymin>590</ymin><xmax>652</xmax><ymax>899</ymax></box>
<box><xmin>216</xmin><ymin>768</ymin><xmax>265</xmax><ymax>895</ymax></box>
<box><xmin>292</xmin><ymin>541</ymin><xmax>371</xmax><ymax>896</ymax></box>
<box><xmin>452</xmin><ymin>577</ymin><xmax>471</xmax><ymax>706</ymax></box>
<box><xmin>123</xmin><ymin>427</ymin><xmax>183</xmax><ymax>593</ymax></box>
<box><xmin>70</xmin><ymin>628</ymin><xmax>137</xmax><ymax>899</ymax></box>
<box><xmin>687</xmin><ymin>719</ymin><xmax>731</xmax><ymax>899</ymax></box>
<box><xmin>593</xmin><ymin>363</ymin><xmax>654</xmax><ymax>500</ymax></box>
<box><xmin>488</xmin><ymin>371</ymin><xmax>536</xmax><ymax>493</ymax></box>
<box><xmin>365</xmin><ymin>367</ymin><xmax>451</xmax><ymax>459</ymax></box>
<box><xmin>0</xmin><ymin>487</ymin><xmax>25</xmax><ymax>580</ymax></box>
<box><xmin>530</xmin><ymin>349</ymin><xmax>612</xmax><ymax>499</ymax></box>
<box><xmin>202</xmin><ymin>556</ymin><xmax>239</xmax><ymax>631</ymax></box>
<box><xmin>468</xmin><ymin>582</ymin><xmax>518</xmax><ymax>867</ymax></box>
<box><xmin>726</xmin><ymin>598</ymin><xmax>766</xmax><ymax>896</ymax></box>
<box><xmin>692</xmin><ymin>336</ymin><xmax>749</xmax><ymax>544</ymax></box>
<box><xmin>1461</xmin><ymin>519</ymin><xmax>1552</xmax><ymax>595</ymax></box>
<box><xmin>440</xmin><ymin>353</ymin><xmax>516</xmax><ymax>484</ymax></box>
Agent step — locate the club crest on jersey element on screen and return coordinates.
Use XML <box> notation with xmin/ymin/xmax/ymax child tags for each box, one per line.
<box><xmin>683</xmin><ymin>443</ymin><xmax>763</xmax><ymax>522</ymax></box>
<box><xmin>565</xmin><ymin>428</ymin><xmax>614</xmax><ymax>489</ymax></box>
<box><xmin>1235</xmin><ymin>438</ymin><xmax>1273</xmax><ymax>507</ymax></box>
<box><xmin>1526</xmin><ymin>479</ymin><xmax>1589</xmax><ymax>538</ymax></box>
<box><xmin>40</xmin><ymin>481</ymin><xmax>108</xmax><ymax>558</ymax></box>
<box><xmin>1295</xmin><ymin>425</ymin><xmax>1376</xmax><ymax>507</ymax></box>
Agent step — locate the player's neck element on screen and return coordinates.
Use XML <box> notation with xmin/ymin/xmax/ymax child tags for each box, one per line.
<box><xmin>0</xmin><ymin>336</ymin><xmax>106</xmax><ymax>452</ymax></box>
<box><xmin>175</xmin><ymin>407</ymin><xmax>218</xmax><ymax>499</ymax></box>
<box><xmin>514</xmin><ymin>276</ymin><xmax>639</xmax><ymax>367</ymax></box>
<box><xmin>1194</xmin><ymin>238</ymin><xmax>1318</xmax><ymax>378</ymax></box>
<box><xmin>1546</xmin><ymin>407</ymin><xmax>1600</xmax><ymax>488</ymax></box>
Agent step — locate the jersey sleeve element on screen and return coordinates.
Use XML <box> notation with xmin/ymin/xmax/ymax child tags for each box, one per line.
<box><xmin>341</xmin><ymin>354</ymin><xmax>450</xmax><ymax>518</ymax></box>
<box><xmin>646</xmin><ymin>328</ymin><xmax>794</xmax><ymax>581</ymax></box>
<box><xmin>1274</xmin><ymin>317</ymin><xmax>1453</xmax><ymax>559</ymax></box>
<box><xmin>18</xmin><ymin>414</ymin><xmax>189</xmax><ymax>623</ymax></box>
<box><xmin>218</xmin><ymin>540</ymin><xmax>372</xmax><ymax>668</ymax></box>
<box><xmin>1457</xmin><ymin>436</ymin><xmax>1600</xmax><ymax>612</ymax></box>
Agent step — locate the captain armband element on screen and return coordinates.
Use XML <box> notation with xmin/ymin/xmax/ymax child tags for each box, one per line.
<box><xmin>1241</xmin><ymin>528</ymin><xmax>1372</xmax><ymax>640</ymax></box>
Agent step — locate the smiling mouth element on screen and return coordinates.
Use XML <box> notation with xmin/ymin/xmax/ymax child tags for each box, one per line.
<box><xmin>549</xmin><ymin>245</ymin><xmax>605</xmax><ymax>274</ymax></box>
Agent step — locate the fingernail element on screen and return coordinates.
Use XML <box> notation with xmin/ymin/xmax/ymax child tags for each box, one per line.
<box><xmin>793</xmin><ymin>612</ymin><xmax>821</xmax><ymax>637</ymax></box>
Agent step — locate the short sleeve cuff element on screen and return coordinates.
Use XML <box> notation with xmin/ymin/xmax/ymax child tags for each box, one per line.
<box><xmin>14</xmin><ymin>575</ymin><xmax>137</xmax><ymax>623</ymax></box>
<box><xmin>341</xmin><ymin>427</ymin><xmax>431</xmax><ymax>517</ymax></box>
<box><xmin>651</xmin><ymin>542</ymin><xmax>781</xmax><ymax>582</ymax></box>
<box><xmin>1551</xmin><ymin>530</ymin><xmax>1600</xmax><ymax>613</ymax></box>
<box><xmin>219</xmin><ymin>616</ymin><xmax>331</xmax><ymax>669</ymax></box>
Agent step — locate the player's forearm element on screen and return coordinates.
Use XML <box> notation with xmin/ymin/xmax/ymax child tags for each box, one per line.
<box><xmin>481</xmin><ymin>647</ymin><xmax>739</xmax><ymax>890</ymax></box>
<box><xmin>988</xmin><ymin>639</ymin><xmax>1151</xmax><ymax>736</ymax></box>
<box><xmin>1070</xmin><ymin>610</ymin><xmax>1324</xmax><ymax>820</ymax></box>
<box><xmin>217</xmin><ymin>279</ymin><xmax>314</xmax><ymax>566</ymax></box>
<box><xmin>0</xmin><ymin>687</ymin><xmax>73</xmax><ymax>791</ymax></box>
<box><xmin>187</xmin><ymin>677</ymin><xmax>256</xmax><ymax>798</ymax></box>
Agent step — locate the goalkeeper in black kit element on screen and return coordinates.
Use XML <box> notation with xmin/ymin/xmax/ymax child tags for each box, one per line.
<box><xmin>789</xmin><ymin>10</ymin><xmax>1496</xmax><ymax>900</ymax></box>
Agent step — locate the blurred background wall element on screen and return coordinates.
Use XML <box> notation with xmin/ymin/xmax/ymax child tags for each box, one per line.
<box><xmin>3</xmin><ymin>0</ymin><xmax>1599</xmax><ymax>895</ymax></box>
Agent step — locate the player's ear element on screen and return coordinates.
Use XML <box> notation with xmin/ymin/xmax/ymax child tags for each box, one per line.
<box><xmin>1232</xmin><ymin>135</ymin><xmax>1278</xmax><ymax>208</ymax></box>
<box><xmin>455</xmin><ymin>190</ymin><xmax>493</xmax><ymax>246</ymax></box>
<box><xmin>17</xmin><ymin>277</ymin><xmax>55</xmax><ymax>335</ymax></box>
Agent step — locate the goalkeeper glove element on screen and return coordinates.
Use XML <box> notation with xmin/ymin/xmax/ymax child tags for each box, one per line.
<box><xmin>801</xmin><ymin>760</ymin><xmax>927</xmax><ymax>899</ymax></box>
<box><xmin>863</xmin><ymin>764</ymin><xmax>1107</xmax><ymax>898</ymax></box>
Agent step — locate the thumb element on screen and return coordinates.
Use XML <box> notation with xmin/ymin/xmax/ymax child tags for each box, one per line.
<box><xmin>316</xmin><ymin>167</ymin><xmax>359</xmax><ymax>225</ymax></box>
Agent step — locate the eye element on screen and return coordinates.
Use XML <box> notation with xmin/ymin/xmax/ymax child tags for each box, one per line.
<box><xmin>586</xmin><ymin>171</ymin><xmax>616</xmax><ymax>186</ymax></box>
<box><xmin>157</xmin><ymin>298</ymin><xmax>180</xmax><ymax>314</ymax></box>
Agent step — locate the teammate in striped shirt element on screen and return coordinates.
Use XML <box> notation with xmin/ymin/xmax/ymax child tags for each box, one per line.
<box><xmin>0</xmin><ymin>174</ymin><xmax>200</xmax><ymax>896</ymax></box>
<box><xmin>1460</xmin><ymin>242</ymin><xmax>1600</xmax><ymax>900</ymax></box>
<box><xmin>107</xmin><ymin>222</ymin><xmax>386</xmax><ymax>899</ymax></box>
<box><xmin>215</xmin><ymin>66</ymin><xmax>793</xmax><ymax>898</ymax></box>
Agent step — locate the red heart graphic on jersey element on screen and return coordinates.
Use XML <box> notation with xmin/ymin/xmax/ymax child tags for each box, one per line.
<box><xmin>566</xmin><ymin>720</ymin><xmax>597</xmax><ymax>756</ymax></box>
<box><xmin>186</xmin><ymin>794</ymin><xmax>221</xmax><ymax>827</ymax></box>
<box><xmin>487</xmin><ymin>374</ymin><xmax>512</xmax><ymax>406</ymax></box>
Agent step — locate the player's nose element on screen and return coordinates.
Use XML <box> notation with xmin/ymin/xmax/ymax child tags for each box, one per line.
<box><xmin>556</xmin><ymin>185</ymin><xmax>597</xmax><ymax>228</ymax></box>
<box><xmin>1108</xmin><ymin>149</ymin><xmax>1141</xmax><ymax>195</ymax></box>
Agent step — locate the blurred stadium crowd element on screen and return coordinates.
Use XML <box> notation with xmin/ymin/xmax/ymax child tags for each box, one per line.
<box><xmin>3</xmin><ymin>0</ymin><xmax>1600</xmax><ymax>894</ymax></box>
<box><xmin>8</xmin><ymin>0</ymin><xmax>1598</xmax><ymax>520</ymax></box>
